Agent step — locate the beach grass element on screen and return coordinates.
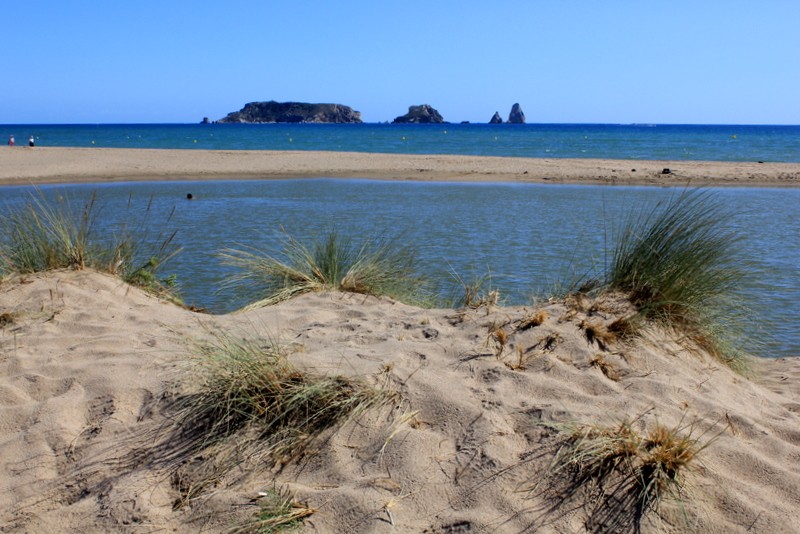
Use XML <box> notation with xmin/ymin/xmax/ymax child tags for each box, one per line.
<box><xmin>541</xmin><ymin>416</ymin><xmax>715</xmax><ymax>531</ymax></box>
<box><xmin>0</xmin><ymin>190</ymin><xmax>182</xmax><ymax>302</ymax></box>
<box><xmin>220</xmin><ymin>229</ymin><xmax>431</xmax><ymax>309</ymax></box>
<box><xmin>165</xmin><ymin>333</ymin><xmax>395</xmax><ymax>479</ymax></box>
<box><xmin>232</xmin><ymin>484</ymin><xmax>315</xmax><ymax>534</ymax></box>
<box><xmin>599</xmin><ymin>189</ymin><xmax>751</xmax><ymax>369</ymax></box>
<box><xmin>0</xmin><ymin>191</ymin><xmax>98</xmax><ymax>273</ymax></box>
<box><xmin>446</xmin><ymin>268</ymin><xmax>501</xmax><ymax>309</ymax></box>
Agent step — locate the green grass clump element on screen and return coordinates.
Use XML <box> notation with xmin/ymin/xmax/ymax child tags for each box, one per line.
<box><xmin>167</xmin><ymin>334</ymin><xmax>394</xmax><ymax>471</ymax></box>
<box><xmin>446</xmin><ymin>268</ymin><xmax>501</xmax><ymax>310</ymax></box>
<box><xmin>221</xmin><ymin>229</ymin><xmax>431</xmax><ymax>309</ymax></box>
<box><xmin>0</xmin><ymin>191</ymin><xmax>181</xmax><ymax>302</ymax></box>
<box><xmin>603</xmin><ymin>189</ymin><xmax>750</xmax><ymax>368</ymax></box>
<box><xmin>232</xmin><ymin>485</ymin><xmax>315</xmax><ymax>534</ymax></box>
<box><xmin>0</xmin><ymin>191</ymin><xmax>98</xmax><ymax>273</ymax></box>
<box><xmin>123</xmin><ymin>256</ymin><xmax>180</xmax><ymax>302</ymax></box>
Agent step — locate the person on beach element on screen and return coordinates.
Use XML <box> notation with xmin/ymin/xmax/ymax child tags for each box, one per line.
<box><xmin>7</xmin><ymin>135</ymin><xmax>14</xmax><ymax>147</ymax></box>
<box><xmin>28</xmin><ymin>136</ymin><xmax>34</xmax><ymax>147</ymax></box>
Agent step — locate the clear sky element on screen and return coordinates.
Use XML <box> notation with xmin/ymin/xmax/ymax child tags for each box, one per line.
<box><xmin>3</xmin><ymin>1</ymin><xmax>799</xmax><ymax>124</ymax></box>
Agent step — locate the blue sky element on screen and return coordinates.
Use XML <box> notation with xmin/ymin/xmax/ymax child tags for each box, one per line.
<box><xmin>3</xmin><ymin>1</ymin><xmax>799</xmax><ymax>124</ymax></box>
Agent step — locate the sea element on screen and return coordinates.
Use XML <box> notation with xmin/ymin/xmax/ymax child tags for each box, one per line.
<box><xmin>4</xmin><ymin>122</ymin><xmax>800</xmax><ymax>161</ymax></box>
<box><xmin>1</xmin><ymin>123</ymin><xmax>798</xmax><ymax>358</ymax></box>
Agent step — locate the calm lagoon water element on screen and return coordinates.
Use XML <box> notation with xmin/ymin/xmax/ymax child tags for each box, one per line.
<box><xmin>0</xmin><ymin>180</ymin><xmax>797</xmax><ymax>359</ymax></box>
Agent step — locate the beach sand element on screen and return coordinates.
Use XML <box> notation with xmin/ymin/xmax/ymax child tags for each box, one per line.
<box><xmin>1</xmin><ymin>147</ymin><xmax>799</xmax><ymax>187</ymax></box>
<box><xmin>1</xmin><ymin>270</ymin><xmax>799</xmax><ymax>532</ymax></box>
<box><xmin>1</xmin><ymin>149</ymin><xmax>799</xmax><ymax>532</ymax></box>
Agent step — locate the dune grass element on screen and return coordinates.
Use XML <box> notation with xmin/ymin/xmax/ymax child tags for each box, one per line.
<box><xmin>599</xmin><ymin>189</ymin><xmax>751</xmax><ymax>369</ymax></box>
<box><xmin>446</xmin><ymin>268</ymin><xmax>501</xmax><ymax>310</ymax></box>
<box><xmin>541</xmin><ymin>416</ymin><xmax>717</xmax><ymax>532</ymax></box>
<box><xmin>0</xmin><ymin>191</ymin><xmax>98</xmax><ymax>273</ymax></box>
<box><xmin>164</xmin><ymin>333</ymin><xmax>395</xmax><ymax>486</ymax></box>
<box><xmin>220</xmin><ymin>229</ymin><xmax>431</xmax><ymax>309</ymax></box>
<box><xmin>0</xmin><ymin>191</ymin><xmax>182</xmax><ymax>302</ymax></box>
<box><xmin>232</xmin><ymin>484</ymin><xmax>315</xmax><ymax>534</ymax></box>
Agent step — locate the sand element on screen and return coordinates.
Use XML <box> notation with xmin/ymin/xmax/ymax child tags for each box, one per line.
<box><xmin>1</xmin><ymin>149</ymin><xmax>799</xmax><ymax>532</ymax></box>
<box><xmin>1</xmin><ymin>270</ymin><xmax>799</xmax><ymax>533</ymax></box>
<box><xmin>1</xmin><ymin>147</ymin><xmax>800</xmax><ymax>187</ymax></box>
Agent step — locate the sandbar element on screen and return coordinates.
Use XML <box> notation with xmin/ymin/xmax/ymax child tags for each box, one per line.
<box><xmin>1</xmin><ymin>146</ymin><xmax>799</xmax><ymax>187</ymax></box>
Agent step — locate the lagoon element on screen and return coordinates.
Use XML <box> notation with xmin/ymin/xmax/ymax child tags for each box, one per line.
<box><xmin>1</xmin><ymin>179</ymin><xmax>797</xmax><ymax>358</ymax></box>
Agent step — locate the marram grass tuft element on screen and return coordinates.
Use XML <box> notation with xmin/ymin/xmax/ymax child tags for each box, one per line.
<box><xmin>221</xmin><ymin>229</ymin><xmax>431</xmax><ymax>309</ymax></box>
<box><xmin>604</xmin><ymin>189</ymin><xmax>752</xmax><ymax>370</ymax></box>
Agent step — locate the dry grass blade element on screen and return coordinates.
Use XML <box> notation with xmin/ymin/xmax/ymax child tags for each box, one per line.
<box><xmin>550</xmin><ymin>420</ymin><xmax>642</xmax><ymax>486</ymax></box>
<box><xmin>590</xmin><ymin>354</ymin><xmax>621</xmax><ymax>381</ymax></box>
<box><xmin>0</xmin><ymin>311</ymin><xmax>16</xmax><ymax>327</ymax></box>
<box><xmin>517</xmin><ymin>310</ymin><xmax>548</xmax><ymax>331</ymax></box>
<box><xmin>636</xmin><ymin>422</ymin><xmax>710</xmax><ymax>513</ymax></box>
<box><xmin>538</xmin><ymin>414</ymin><xmax>719</xmax><ymax>532</ymax></box>
<box><xmin>488</xmin><ymin>326</ymin><xmax>509</xmax><ymax>359</ymax></box>
<box><xmin>580</xmin><ymin>320</ymin><xmax>618</xmax><ymax>351</ymax></box>
<box><xmin>380</xmin><ymin>410</ymin><xmax>421</xmax><ymax>459</ymax></box>
<box><xmin>504</xmin><ymin>345</ymin><xmax>530</xmax><ymax>371</ymax></box>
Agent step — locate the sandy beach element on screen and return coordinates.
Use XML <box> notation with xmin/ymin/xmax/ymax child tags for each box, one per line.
<box><xmin>0</xmin><ymin>270</ymin><xmax>798</xmax><ymax>532</ymax></box>
<box><xmin>1</xmin><ymin>147</ymin><xmax>799</xmax><ymax>532</ymax></box>
<box><xmin>1</xmin><ymin>147</ymin><xmax>800</xmax><ymax>187</ymax></box>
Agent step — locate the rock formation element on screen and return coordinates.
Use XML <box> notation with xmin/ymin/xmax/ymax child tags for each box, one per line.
<box><xmin>218</xmin><ymin>101</ymin><xmax>362</xmax><ymax>123</ymax></box>
<box><xmin>508</xmin><ymin>103</ymin><xmax>526</xmax><ymax>124</ymax></box>
<box><xmin>489</xmin><ymin>112</ymin><xmax>503</xmax><ymax>124</ymax></box>
<box><xmin>392</xmin><ymin>104</ymin><xmax>445</xmax><ymax>124</ymax></box>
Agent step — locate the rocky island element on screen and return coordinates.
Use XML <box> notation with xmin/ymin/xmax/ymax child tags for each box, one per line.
<box><xmin>217</xmin><ymin>101</ymin><xmax>362</xmax><ymax>123</ymax></box>
<box><xmin>392</xmin><ymin>104</ymin><xmax>445</xmax><ymax>124</ymax></box>
<box><xmin>508</xmin><ymin>103</ymin><xmax>526</xmax><ymax>124</ymax></box>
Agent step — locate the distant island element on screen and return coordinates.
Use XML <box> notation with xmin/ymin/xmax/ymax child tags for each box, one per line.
<box><xmin>392</xmin><ymin>104</ymin><xmax>446</xmax><ymax>124</ymax></box>
<box><xmin>211</xmin><ymin>100</ymin><xmax>526</xmax><ymax>124</ymax></box>
<box><xmin>217</xmin><ymin>101</ymin><xmax>362</xmax><ymax>124</ymax></box>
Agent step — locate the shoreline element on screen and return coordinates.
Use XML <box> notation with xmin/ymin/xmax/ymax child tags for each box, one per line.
<box><xmin>1</xmin><ymin>146</ymin><xmax>799</xmax><ymax>187</ymax></box>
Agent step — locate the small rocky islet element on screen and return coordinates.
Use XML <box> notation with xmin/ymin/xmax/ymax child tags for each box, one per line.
<box><xmin>215</xmin><ymin>101</ymin><xmax>363</xmax><ymax>124</ymax></box>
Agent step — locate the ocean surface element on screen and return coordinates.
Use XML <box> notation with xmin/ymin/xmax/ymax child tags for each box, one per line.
<box><xmin>4</xmin><ymin>122</ymin><xmax>800</xmax><ymax>162</ymax></box>
<box><xmin>0</xmin><ymin>180</ymin><xmax>797</xmax><ymax>360</ymax></box>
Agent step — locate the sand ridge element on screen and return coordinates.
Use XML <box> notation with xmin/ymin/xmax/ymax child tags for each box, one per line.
<box><xmin>1</xmin><ymin>147</ymin><xmax>799</xmax><ymax>187</ymax></box>
<box><xmin>1</xmin><ymin>270</ymin><xmax>798</xmax><ymax>532</ymax></box>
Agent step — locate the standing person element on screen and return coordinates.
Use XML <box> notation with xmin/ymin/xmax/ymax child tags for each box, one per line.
<box><xmin>7</xmin><ymin>135</ymin><xmax>14</xmax><ymax>146</ymax></box>
<box><xmin>28</xmin><ymin>135</ymin><xmax>35</xmax><ymax>147</ymax></box>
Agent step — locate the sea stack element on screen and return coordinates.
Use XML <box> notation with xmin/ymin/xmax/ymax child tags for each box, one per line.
<box><xmin>489</xmin><ymin>112</ymin><xmax>503</xmax><ymax>124</ymax></box>
<box><xmin>392</xmin><ymin>104</ymin><xmax>445</xmax><ymax>124</ymax></box>
<box><xmin>508</xmin><ymin>103</ymin><xmax>526</xmax><ymax>124</ymax></box>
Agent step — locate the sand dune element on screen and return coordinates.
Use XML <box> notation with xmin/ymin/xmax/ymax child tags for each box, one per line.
<box><xmin>1</xmin><ymin>147</ymin><xmax>799</xmax><ymax>187</ymax></box>
<box><xmin>1</xmin><ymin>270</ymin><xmax>798</xmax><ymax>532</ymax></box>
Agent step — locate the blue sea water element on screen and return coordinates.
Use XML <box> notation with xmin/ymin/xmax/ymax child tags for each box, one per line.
<box><xmin>3</xmin><ymin>122</ymin><xmax>800</xmax><ymax>162</ymax></box>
